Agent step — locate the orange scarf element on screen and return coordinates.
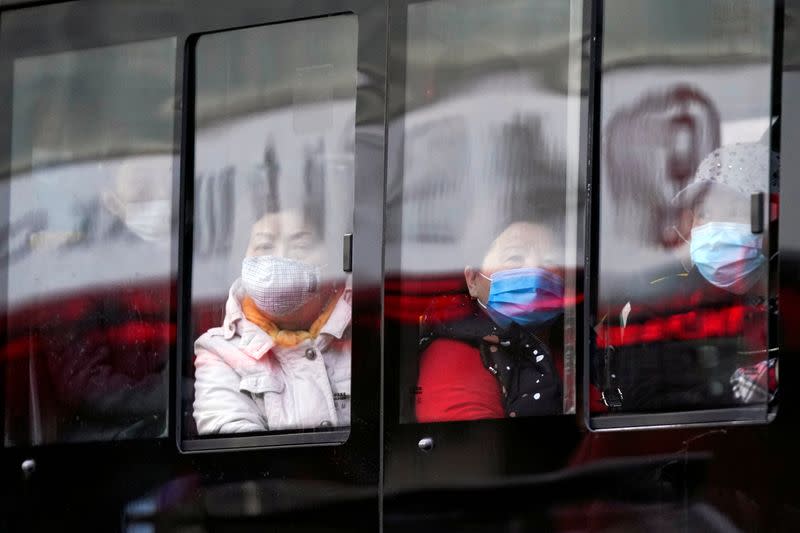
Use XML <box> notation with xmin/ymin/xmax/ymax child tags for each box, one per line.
<box><xmin>241</xmin><ymin>294</ymin><xmax>339</xmax><ymax>347</ymax></box>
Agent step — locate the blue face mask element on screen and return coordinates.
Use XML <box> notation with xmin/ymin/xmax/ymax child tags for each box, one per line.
<box><xmin>479</xmin><ymin>267</ymin><xmax>565</xmax><ymax>328</ymax></box>
<box><xmin>690</xmin><ymin>222</ymin><xmax>766</xmax><ymax>295</ymax></box>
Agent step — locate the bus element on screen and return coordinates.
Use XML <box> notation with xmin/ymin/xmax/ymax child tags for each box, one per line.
<box><xmin>1</xmin><ymin>0</ymin><xmax>799</xmax><ymax>531</ymax></box>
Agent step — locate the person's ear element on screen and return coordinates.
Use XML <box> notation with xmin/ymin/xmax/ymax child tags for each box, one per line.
<box><xmin>465</xmin><ymin>266</ymin><xmax>481</xmax><ymax>299</ymax></box>
<box><xmin>102</xmin><ymin>190</ymin><xmax>124</xmax><ymax>219</ymax></box>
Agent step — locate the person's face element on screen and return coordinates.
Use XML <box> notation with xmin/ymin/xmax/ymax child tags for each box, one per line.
<box><xmin>243</xmin><ymin>209</ymin><xmax>336</xmax><ymax>329</ymax></box>
<box><xmin>245</xmin><ymin>209</ymin><xmax>325</xmax><ymax>266</ymax></box>
<box><xmin>466</xmin><ymin>222</ymin><xmax>561</xmax><ymax>305</ymax></box>
<box><xmin>113</xmin><ymin>163</ymin><xmax>172</xmax><ymax>205</ymax></box>
<box><xmin>670</xmin><ymin>186</ymin><xmax>756</xmax><ymax>266</ymax></box>
<box><xmin>691</xmin><ymin>186</ymin><xmax>752</xmax><ymax>229</ymax></box>
<box><xmin>103</xmin><ymin>159</ymin><xmax>174</xmax><ymax>243</ymax></box>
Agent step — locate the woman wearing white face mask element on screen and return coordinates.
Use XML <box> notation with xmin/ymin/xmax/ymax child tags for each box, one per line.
<box><xmin>192</xmin><ymin>141</ymin><xmax>352</xmax><ymax>434</ymax></box>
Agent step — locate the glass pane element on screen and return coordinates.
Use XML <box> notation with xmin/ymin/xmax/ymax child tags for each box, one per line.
<box><xmin>185</xmin><ymin>16</ymin><xmax>357</xmax><ymax>443</ymax></box>
<box><xmin>387</xmin><ymin>0</ymin><xmax>584</xmax><ymax>423</ymax></box>
<box><xmin>3</xmin><ymin>38</ymin><xmax>177</xmax><ymax>446</ymax></box>
<box><xmin>591</xmin><ymin>0</ymin><xmax>776</xmax><ymax>425</ymax></box>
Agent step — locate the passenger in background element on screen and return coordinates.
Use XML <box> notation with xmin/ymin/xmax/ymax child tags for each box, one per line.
<box><xmin>597</xmin><ymin>142</ymin><xmax>776</xmax><ymax>411</ymax></box>
<box><xmin>415</xmin><ymin>217</ymin><xmax>565</xmax><ymax>422</ymax></box>
<box><xmin>193</xmin><ymin>143</ymin><xmax>351</xmax><ymax>434</ymax></box>
<box><xmin>673</xmin><ymin>143</ymin><xmax>770</xmax><ymax>296</ymax></box>
<box><xmin>673</xmin><ymin>142</ymin><xmax>776</xmax><ymax>405</ymax></box>
<box><xmin>37</xmin><ymin>158</ymin><xmax>173</xmax><ymax>441</ymax></box>
<box><xmin>102</xmin><ymin>158</ymin><xmax>173</xmax><ymax>244</ymax></box>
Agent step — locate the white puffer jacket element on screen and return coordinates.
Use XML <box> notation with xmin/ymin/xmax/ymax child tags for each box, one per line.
<box><xmin>193</xmin><ymin>278</ymin><xmax>351</xmax><ymax>434</ymax></box>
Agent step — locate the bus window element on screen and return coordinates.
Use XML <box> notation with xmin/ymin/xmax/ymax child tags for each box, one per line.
<box><xmin>589</xmin><ymin>0</ymin><xmax>777</xmax><ymax>429</ymax></box>
<box><xmin>386</xmin><ymin>0</ymin><xmax>584</xmax><ymax>424</ymax></box>
<box><xmin>181</xmin><ymin>15</ymin><xmax>357</xmax><ymax>450</ymax></box>
<box><xmin>2</xmin><ymin>38</ymin><xmax>177</xmax><ymax>446</ymax></box>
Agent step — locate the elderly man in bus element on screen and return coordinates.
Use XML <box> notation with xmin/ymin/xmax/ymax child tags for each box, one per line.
<box><xmin>414</xmin><ymin>214</ymin><xmax>566</xmax><ymax>423</ymax></box>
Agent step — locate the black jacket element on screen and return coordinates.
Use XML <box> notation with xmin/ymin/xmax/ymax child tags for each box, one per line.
<box><xmin>419</xmin><ymin>298</ymin><xmax>563</xmax><ymax>417</ymax></box>
<box><xmin>595</xmin><ymin>267</ymin><xmax>768</xmax><ymax>413</ymax></box>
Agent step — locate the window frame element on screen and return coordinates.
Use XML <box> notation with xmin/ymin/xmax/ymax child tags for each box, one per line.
<box><xmin>176</xmin><ymin>7</ymin><xmax>384</xmax><ymax>453</ymax></box>
<box><xmin>0</xmin><ymin>1</ymin><xmax>182</xmax><ymax>451</ymax></box>
<box><xmin>0</xmin><ymin>1</ymin><xmax>386</xmax><ymax>500</ymax></box>
<box><xmin>583</xmin><ymin>0</ymin><xmax>784</xmax><ymax>432</ymax></box>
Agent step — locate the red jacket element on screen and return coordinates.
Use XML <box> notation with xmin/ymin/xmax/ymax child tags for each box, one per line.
<box><xmin>416</xmin><ymin>338</ymin><xmax>505</xmax><ymax>423</ymax></box>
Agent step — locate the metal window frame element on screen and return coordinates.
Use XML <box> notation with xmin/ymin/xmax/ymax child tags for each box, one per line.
<box><xmin>583</xmin><ymin>0</ymin><xmax>784</xmax><ymax>432</ymax></box>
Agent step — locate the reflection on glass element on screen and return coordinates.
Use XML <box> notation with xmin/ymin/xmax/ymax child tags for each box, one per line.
<box><xmin>187</xmin><ymin>16</ymin><xmax>357</xmax><ymax>438</ymax></box>
<box><xmin>3</xmin><ymin>39</ymin><xmax>177</xmax><ymax>446</ymax></box>
<box><xmin>592</xmin><ymin>0</ymin><xmax>776</xmax><ymax>421</ymax></box>
<box><xmin>388</xmin><ymin>0</ymin><xmax>584</xmax><ymax>423</ymax></box>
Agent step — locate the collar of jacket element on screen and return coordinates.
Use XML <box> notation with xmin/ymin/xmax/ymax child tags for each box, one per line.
<box><xmin>419</xmin><ymin>295</ymin><xmax>558</xmax><ymax>353</ymax></box>
<box><xmin>221</xmin><ymin>277</ymin><xmax>352</xmax><ymax>358</ymax></box>
<box><xmin>419</xmin><ymin>296</ymin><xmax>507</xmax><ymax>350</ymax></box>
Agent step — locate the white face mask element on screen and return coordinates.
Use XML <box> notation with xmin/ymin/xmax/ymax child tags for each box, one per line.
<box><xmin>123</xmin><ymin>200</ymin><xmax>172</xmax><ymax>242</ymax></box>
<box><xmin>241</xmin><ymin>255</ymin><xmax>322</xmax><ymax>317</ymax></box>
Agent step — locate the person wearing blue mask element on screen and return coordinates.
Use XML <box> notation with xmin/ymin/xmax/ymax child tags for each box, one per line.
<box><xmin>675</xmin><ymin>142</ymin><xmax>775</xmax><ymax>406</ymax></box>
<box><xmin>415</xmin><ymin>220</ymin><xmax>565</xmax><ymax>422</ymax></box>
<box><xmin>672</xmin><ymin>142</ymin><xmax>770</xmax><ymax>297</ymax></box>
<box><xmin>465</xmin><ymin>222</ymin><xmax>565</xmax><ymax>329</ymax></box>
<box><xmin>193</xmin><ymin>141</ymin><xmax>353</xmax><ymax>435</ymax></box>
<box><xmin>599</xmin><ymin>142</ymin><xmax>775</xmax><ymax>413</ymax></box>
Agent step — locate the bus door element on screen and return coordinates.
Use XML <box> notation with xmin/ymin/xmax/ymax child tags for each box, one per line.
<box><xmin>382</xmin><ymin>0</ymin><xmax>589</xmax><ymax>525</ymax></box>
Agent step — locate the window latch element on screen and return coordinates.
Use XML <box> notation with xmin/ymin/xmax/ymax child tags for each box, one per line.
<box><xmin>343</xmin><ymin>233</ymin><xmax>353</xmax><ymax>272</ymax></box>
<box><xmin>751</xmin><ymin>192</ymin><xmax>764</xmax><ymax>234</ymax></box>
